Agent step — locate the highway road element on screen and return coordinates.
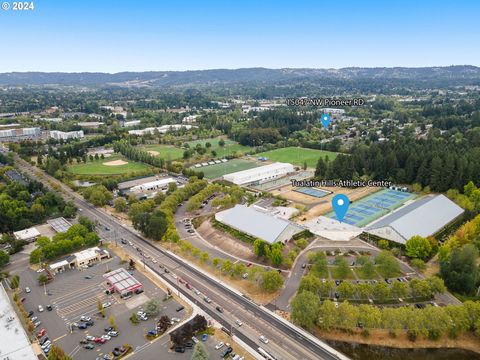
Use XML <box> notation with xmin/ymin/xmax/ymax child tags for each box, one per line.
<box><xmin>16</xmin><ymin>157</ymin><xmax>349</xmax><ymax>360</ymax></box>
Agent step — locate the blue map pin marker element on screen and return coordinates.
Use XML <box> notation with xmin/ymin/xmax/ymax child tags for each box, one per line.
<box><xmin>320</xmin><ymin>114</ymin><xmax>331</xmax><ymax>129</ymax></box>
<box><xmin>332</xmin><ymin>194</ymin><xmax>349</xmax><ymax>223</ymax></box>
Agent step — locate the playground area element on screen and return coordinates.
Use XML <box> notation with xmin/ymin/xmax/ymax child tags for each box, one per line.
<box><xmin>326</xmin><ymin>188</ymin><xmax>417</xmax><ymax>227</ymax></box>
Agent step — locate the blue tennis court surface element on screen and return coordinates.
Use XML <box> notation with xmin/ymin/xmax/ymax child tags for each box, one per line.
<box><xmin>327</xmin><ymin>188</ymin><xmax>416</xmax><ymax>227</ymax></box>
<box><xmin>294</xmin><ymin>187</ymin><xmax>331</xmax><ymax>198</ymax></box>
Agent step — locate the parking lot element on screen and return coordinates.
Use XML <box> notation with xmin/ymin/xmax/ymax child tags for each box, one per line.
<box><xmin>18</xmin><ymin>254</ymin><xmax>186</xmax><ymax>359</ymax></box>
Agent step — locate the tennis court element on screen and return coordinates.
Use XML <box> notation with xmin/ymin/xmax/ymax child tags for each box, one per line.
<box><xmin>327</xmin><ymin>188</ymin><xmax>416</xmax><ymax>227</ymax></box>
<box><xmin>294</xmin><ymin>187</ymin><xmax>332</xmax><ymax>198</ymax></box>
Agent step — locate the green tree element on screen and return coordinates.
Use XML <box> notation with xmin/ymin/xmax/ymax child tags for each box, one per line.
<box><xmin>191</xmin><ymin>341</ymin><xmax>209</xmax><ymax>360</ymax></box>
<box><xmin>336</xmin><ymin>301</ymin><xmax>359</xmax><ymax>331</ymax></box>
<box><xmin>356</xmin><ymin>282</ymin><xmax>373</xmax><ymax>300</ymax></box>
<box><xmin>253</xmin><ymin>239</ymin><xmax>269</xmax><ymax>257</ymax></box>
<box><xmin>409</xmin><ymin>279</ymin><xmax>433</xmax><ymax>300</ymax></box>
<box><xmin>337</xmin><ymin>281</ymin><xmax>355</xmax><ymax>300</ymax></box>
<box><xmin>360</xmin><ymin>259</ymin><xmax>375</xmax><ymax>279</ymax></box>
<box><xmin>318</xmin><ymin>279</ymin><xmax>335</xmax><ymax>299</ymax></box>
<box><xmin>47</xmin><ymin>345</ymin><xmax>72</xmax><ymax>360</ymax></box>
<box><xmin>144</xmin><ymin>299</ymin><xmax>161</xmax><ymax>316</ymax></box>
<box><xmin>10</xmin><ymin>274</ymin><xmax>19</xmax><ymax>290</ymax></box>
<box><xmin>405</xmin><ymin>235</ymin><xmax>432</xmax><ymax>260</ymax></box>
<box><xmin>109</xmin><ymin>314</ymin><xmax>117</xmax><ymax>331</ymax></box>
<box><xmin>440</xmin><ymin>244</ymin><xmax>479</xmax><ymax>295</ymax></box>
<box><xmin>333</xmin><ymin>256</ymin><xmax>350</xmax><ymax>279</ymax></box>
<box><xmin>291</xmin><ymin>291</ymin><xmax>320</xmax><ymax>331</ymax></box>
<box><xmin>317</xmin><ymin>300</ymin><xmax>337</xmax><ymax>330</ymax></box>
<box><xmin>199</xmin><ymin>251</ymin><xmax>209</xmax><ymax>264</ymax></box>
<box><xmin>375</xmin><ymin>251</ymin><xmax>401</xmax><ymax>278</ymax></box>
<box><xmin>391</xmin><ymin>280</ymin><xmax>409</xmax><ymax>299</ymax></box>
<box><xmin>260</xmin><ymin>270</ymin><xmax>283</xmax><ymax>292</ymax></box>
<box><xmin>411</xmin><ymin>258</ymin><xmax>426</xmax><ymax>271</ymax></box>
<box><xmin>114</xmin><ymin>197</ymin><xmax>127</xmax><ymax>212</ymax></box>
<box><xmin>373</xmin><ymin>282</ymin><xmax>390</xmax><ymax>303</ymax></box>
<box><xmin>269</xmin><ymin>247</ymin><xmax>283</xmax><ymax>267</ymax></box>
<box><xmin>38</xmin><ymin>273</ymin><xmax>49</xmax><ymax>285</ymax></box>
<box><xmin>298</xmin><ymin>274</ymin><xmax>321</xmax><ymax>296</ymax></box>
<box><xmin>0</xmin><ymin>250</ymin><xmax>10</xmax><ymax>268</ymax></box>
<box><xmin>221</xmin><ymin>260</ymin><xmax>233</xmax><ymax>274</ymax></box>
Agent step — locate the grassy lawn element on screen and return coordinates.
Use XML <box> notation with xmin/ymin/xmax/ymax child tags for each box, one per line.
<box><xmin>198</xmin><ymin>159</ymin><xmax>260</xmax><ymax>179</ymax></box>
<box><xmin>140</xmin><ymin>144</ymin><xmax>185</xmax><ymax>160</ymax></box>
<box><xmin>354</xmin><ymin>267</ymin><xmax>381</xmax><ymax>280</ymax></box>
<box><xmin>376</xmin><ymin>266</ymin><xmax>402</xmax><ymax>279</ymax></box>
<box><xmin>186</xmin><ymin>137</ymin><xmax>252</xmax><ymax>157</ymax></box>
<box><xmin>68</xmin><ymin>155</ymin><xmax>150</xmax><ymax>175</ymax></box>
<box><xmin>256</xmin><ymin>147</ymin><xmax>339</xmax><ymax>168</ymax></box>
<box><xmin>330</xmin><ymin>266</ymin><xmax>356</xmax><ymax>280</ymax></box>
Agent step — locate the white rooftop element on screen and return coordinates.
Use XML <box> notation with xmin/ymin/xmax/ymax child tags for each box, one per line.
<box><xmin>74</xmin><ymin>246</ymin><xmax>103</xmax><ymax>263</ymax></box>
<box><xmin>0</xmin><ymin>284</ymin><xmax>38</xmax><ymax>360</ymax></box>
<box><xmin>303</xmin><ymin>216</ymin><xmax>362</xmax><ymax>241</ymax></box>
<box><xmin>13</xmin><ymin>227</ymin><xmax>40</xmax><ymax>241</ymax></box>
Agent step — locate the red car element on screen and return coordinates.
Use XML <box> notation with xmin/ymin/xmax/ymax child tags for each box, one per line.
<box><xmin>37</xmin><ymin>328</ymin><xmax>46</xmax><ymax>338</ymax></box>
<box><xmin>20</xmin><ymin>297</ymin><xmax>26</xmax><ymax>302</ymax></box>
<box><xmin>94</xmin><ymin>337</ymin><xmax>106</xmax><ymax>344</ymax></box>
<box><xmin>246</xmin><ymin>262</ymin><xmax>252</xmax><ymax>267</ymax></box>
<box><xmin>178</xmin><ymin>278</ymin><xmax>185</xmax><ymax>284</ymax></box>
<box><xmin>186</xmin><ymin>283</ymin><xmax>193</xmax><ymax>290</ymax></box>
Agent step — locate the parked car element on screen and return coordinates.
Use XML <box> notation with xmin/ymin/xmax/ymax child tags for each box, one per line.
<box><xmin>192</xmin><ymin>336</ymin><xmax>199</xmax><ymax>343</ymax></box>
<box><xmin>84</xmin><ymin>275</ymin><xmax>93</xmax><ymax>279</ymax></box>
<box><xmin>86</xmin><ymin>335</ymin><xmax>96</xmax><ymax>341</ymax></box>
<box><xmin>46</xmin><ymin>305</ymin><xmax>52</xmax><ymax>311</ymax></box>
<box><xmin>174</xmin><ymin>347</ymin><xmax>185</xmax><ymax>353</ymax></box>
<box><xmin>235</xmin><ymin>319</ymin><xmax>243</xmax><ymax>326</ymax></box>
<box><xmin>102</xmin><ymin>301</ymin><xmax>112</xmax><ymax>308</ymax></box>
<box><xmin>77</xmin><ymin>323</ymin><xmax>88</xmax><ymax>329</ymax></box>
<box><xmin>176</xmin><ymin>305</ymin><xmax>185</xmax><ymax>312</ymax></box>
<box><xmin>84</xmin><ymin>344</ymin><xmax>95</xmax><ymax>349</ymax></box>
<box><xmin>31</xmin><ymin>316</ymin><xmax>38</xmax><ymax>322</ymax></box>
<box><xmin>101</xmin><ymin>334</ymin><xmax>111</xmax><ymax>341</ymax></box>
<box><xmin>134</xmin><ymin>288</ymin><xmax>144</xmax><ymax>294</ymax></box>
<box><xmin>39</xmin><ymin>337</ymin><xmax>49</xmax><ymax>346</ymax></box>
<box><xmin>25</xmin><ymin>287</ymin><xmax>31</xmax><ymax>293</ymax></box>
<box><xmin>108</xmin><ymin>331</ymin><xmax>119</xmax><ymax>337</ymax></box>
<box><xmin>94</xmin><ymin>337</ymin><xmax>106</xmax><ymax>344</ymax></box>
<box><xmin>27</xmin><ymin>310</ymin><xmax>34</xmax><ymax>317</ymax></box>
<box><xmin>37</xmin><ymin>328</ymin><xmax>46</xmax><ymax>338</ymax></box>
<box><xmin>104</xmin><ymin>326</ymin><xmax>114</xmax><ymax>332</ymax></box>
<box><xmin>204</xmin><ymin>297</ymin><xmax>212</xmax><ymax>303</ymax></box>
<box><xmin>215</xmin><ymin>342</ymin><xmax>224</xmax><ymax>350</ymax></box>
<box><xmin>259</xmin><ymin>335</ymin><xmax>269</xmax><ymax>344</ymax></box>
<box><xmin>80</xmin><ymin>339</ymin><xmax>89</xmax><ymax>344</ymax></box>
<box><xmin>80</xmin><ymin>315</ymin><xmax>91</xmax><ymax>322</ymax></box>
<box><xmin>221</xmin><ymin>347</ymin><xmax>233</xmax><ymax>357</ymax></box>
<box><xmin>112</xmin><ymin>350</ymin><xmax>121</xmax><ymax>357</ymax></box>
<box><xmin>20</xmin><ymin>297</ymin><xmax>26</xmax><ymax>302</ymax></box>
<box><xmin>201</xmin><ymin>334</ymin><xmax>208</xmax><ymax>342</ymax></box>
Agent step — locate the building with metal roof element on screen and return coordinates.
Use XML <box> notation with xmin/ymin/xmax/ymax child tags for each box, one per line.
<box><xmin>0</xmin><ymin>283</ymin><xmax>39</xmax><ymax>360</ymax></box>
<box><xmin>222</xmin><ymin>162</ymin><xmax>294</xmax><ymax>186</ymax></box>
<box><xmin>215</xmin><ymin>204</ymin><xmax>304</xmax><ymax>244</ymax></box>
<box><xmin>365</xmin><ymin>194</ymin><xmax>464</xmax><ymax>244</ymax></box>
<box><xmin>47</xmin><ymin>217</ymin><xmax>73</xmax><ymax>233</ymax></box>
<box><xmin>13</xmin><ymin>227</ymin><xmax>40</xmax><ymax>242</ymax></box>
<box><xmin>103</xmin><ymin>268</ymin><xmax>142</xmax><ymax>296</ymax></box>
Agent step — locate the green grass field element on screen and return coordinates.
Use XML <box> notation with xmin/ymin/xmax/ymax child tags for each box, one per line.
<box><xmin>68</xmin><ymin>155</ymin><xmax>150</xmax><ymax>175</ymax></box>
<box><xmin>197</xmin><ymin>158</ymin><xmax>260</xmax><ymax>179</ymax></box>
<box><xmin>140</xmin><ymin>144</ymin><xmax>185</xmax><ymax>160</ymax></box>
<box><xmin>256</xmin><ymin>147</ymin><xmax>339</xmax><ymax>168</ymax></box>
<box><xmin>186</xmin><ymin>137</ymin><xmax>252</xmax><ymax>158</ymax></box>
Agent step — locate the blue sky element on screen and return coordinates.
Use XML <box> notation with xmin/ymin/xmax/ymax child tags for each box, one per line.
<box><xmin>0</xmin><ymin>0</ymin><xmax>479</xmax><ymax>72</ymax></box>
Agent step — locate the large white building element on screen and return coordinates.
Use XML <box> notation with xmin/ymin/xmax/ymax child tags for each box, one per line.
<box><xmin>365</xmin><ymin>194</ymin><xmax>464</xmax><ymax>244</ymax></box>
<box><xmin>128</xmin><ymin>124</ymin><xmax>194</xmax><ymax>136</ymax></box>
<box><xmin>49</xmin><ymin>130</ymin><xmax>85</xmax><ymax>140</ymax></box>
<box><xmin>223</xmin><ymin>162</ymin><xmax>294</xmax><ymax>185</ymax></box>
<box><xmin>13</xmin><ymin>227</ymin><xmax>40</xmax><ymax>242</ymax></box>
<box><xmin>130</xmin><ymin>177</ymin><xmax>176</xmax><ymax>192</ymax></box>
<box><xmin>0</xmin><ymin>127</ymin><xmax>41</xmax><ymax>141</ymax></box>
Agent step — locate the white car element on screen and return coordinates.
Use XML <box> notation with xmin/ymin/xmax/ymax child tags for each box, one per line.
<box><xmin>215</xmin><ymin>342</ymin><xmax>224</xmax><ymax>350</ymax></box>
<box><xmin>194</xmin><ymin>289</ymin><xmax>201</xmax><ymax>295</ymax></box>
<box><xmin>36</xmin><ymin>269</ymin><xmax>44</xmax><ymax>273</ymax></box>
<box><xmin>102</xmin><ymin>302</ymin><xmax>112</xmax><ymax>308</ymax></box>
<box><xmin>259</xmin><ymin>335</ymin><xmax>269</xmax><ymax>344</ymax></box>
<box><xmin>80</xmin><ymin>315</ymin><xmax>91</xmax><ymax>321</ymax></box>
<box><xmin>25</xmin><ymin>287</ymin><xmax>31</xmax><ymax>293</ymax></box>
<box><xmin>235</xmin><ymin>319</ymin><xmax>243</xmax><ymax>326</ymax></box>
<box><xmin>41</xmin><ymin>340</ymin><xmax>51</xmax><ymax>349</ymax></box>
<box><xmin>128</xmin><ymin>241</ymin><xmax>133</xmax><ymax>246</ymax></box>
<box><xmin>37</xmin><ymin>305</ymin><xmax>44</xmax><ymax>312</ymax></box>
<box><xmin>242</xmin><ymin>273</ymin><xmax>248</xmax><ymax>279</ymax></box>
<box><xmin>192</xmin><ymin>336</ymin><xmax>199</xmax><ymax>344</ymax></box>
<box><xmin>171</xmin><ymin>317</ymin><xmax>181</xmax><ymax>323</ymax></box>
<box><xmin>108</xmin><ymin>331</ymin><xmax>119</xmax><ymax>337</ymax></box>
<box><xmin>101</xmin><ymin>334</ymin><xmax>111</xmax><ymax>341</ymax></box>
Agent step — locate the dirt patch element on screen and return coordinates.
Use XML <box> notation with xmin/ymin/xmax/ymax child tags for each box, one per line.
<box><xmin>196</xmin><ymin>219</ymin><xmax>259</xmax><ymax>262</ymax></box>
<box><xmin>313</xmin><ymin>327</ymin><xmax>480</xmax><ymax>354</ymax></box>
<box><xmin>147</xmin><ymin>150</ymin><xmax>159</xmax><ymax>156</ymax></box>
<box><xmin>103</xmin><ymin>159</ymin><xmax>128</xmax><ymax>166</ymax></box>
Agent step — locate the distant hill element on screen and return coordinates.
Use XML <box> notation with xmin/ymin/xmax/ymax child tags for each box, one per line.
<box><xmin>1</xmin><ymin>66</ymin><xmax>479</xmax><ymax>88</ymax></box>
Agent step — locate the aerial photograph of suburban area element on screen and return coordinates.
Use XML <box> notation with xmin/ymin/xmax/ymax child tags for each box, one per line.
<box><xmin>0</xmin><ymin>1</ymin><xmax>479</xmax><ymax>360</ymax></box>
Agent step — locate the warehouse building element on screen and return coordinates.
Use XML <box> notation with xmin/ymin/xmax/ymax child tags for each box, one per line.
<box><xmin>13</xmin><ymin>227</ymin><xmax>41</xmax><ymax>243</ymax></box>
<box><xmin>365</xmin><ymin>194</ymin><xmax>464</xmax><ymax>244</ymax></box>
<box><xmin>222</xmin><ymin>162</ymin><xmax>294</xmax><ymax>186</ymax></box>
<box><xmin>215</xmin><ymin>204</ymin><xmax>304</xmax><ymax>244</ymax></box>
<box><xmin>0</xmin><ymin>127</ymin><xmax>41</xmax><ymax>141</ymax></box>
<box><xmin>49</xmin><ymin>246</ymin><xmax>110</xmax><ymax>273</ymax></box>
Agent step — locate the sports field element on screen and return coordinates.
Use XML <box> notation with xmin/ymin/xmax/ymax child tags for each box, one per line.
<box><xmin>197</xmin><ymin>158</ymin><xmax>260</xmax><ymax>179</ymax></box>
<box><xmin>255</xmin><ymin>147</ymin><xmax>339</xmax><ymax>168</ymax></box>
<box><xmin>327</xmin><ymin>188</ymin><xmax>416</xmax><ymax>227</ymax></box>
<box><xmin>140</xmin><ymin>144</ymin><xmax>184</xmax><ymax>160</ymax></box>
<box><xmin>68</xmin><ymin>155</ymin><xmax>151</xmax><ymax>175</ymax></box>
<box><xmin>186</xmin><ymin>137</ymin><xmax>252</xmax><ymax>157</ymax></box>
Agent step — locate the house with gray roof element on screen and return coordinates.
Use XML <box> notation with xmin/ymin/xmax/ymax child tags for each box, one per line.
<box><xmin>215</xmin><ymin>204</ymin><xmax>304</xmax><ymax>244</ymax></box>
<box><xmin>365</xmin><ymin>194</ymin><xmax>464</xmax><ymax>244</ymax></box>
